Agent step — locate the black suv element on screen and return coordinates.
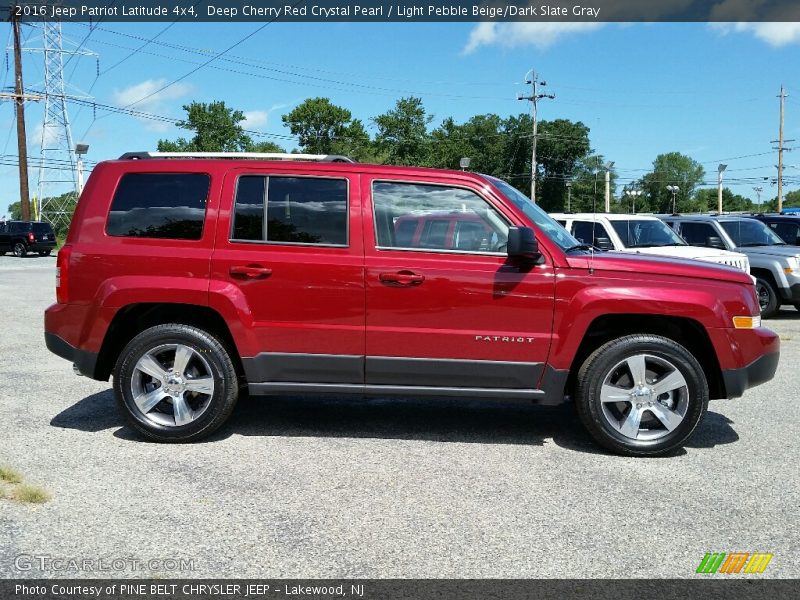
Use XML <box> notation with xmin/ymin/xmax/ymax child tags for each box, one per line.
<box><xmin>750</xmin><ymin>214</ymin><xmax>800</xmax><ymax>246</ymax></box>
<box><xmin>0</xmin><ymin>220</ymin><xmax>57</xmax><ymax>257</ymax></box>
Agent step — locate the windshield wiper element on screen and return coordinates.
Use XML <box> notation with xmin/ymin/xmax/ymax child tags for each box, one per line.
<box><xmin>564</xmin><ymin>243</ymin><xmax>599</xmax><ymax>252</ymax></box>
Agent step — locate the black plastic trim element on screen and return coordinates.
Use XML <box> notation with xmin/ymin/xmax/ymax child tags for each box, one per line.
<box><xmin>242</xmin><ymin>353</ymin><xmax>363</xmax><ymax>384</ymax></box>
<box><xmin>44</xmin><ymin>332</ymin><xmax>99</xmax><ymax>379</ymax></box>
<box><xmin>538</xmin><ymin>365</ymin><xmax>571</xmax><ymax>405</ymax></box>
<box><xmin>365</xmin><ymin>357</ymin><xmax>543</xmax><ymax>389</ymax></box>
<box><xmin>248</xmin><ymin>382</ymin><xmax>544</xmax><ymax>401</ymax></box>
<box><xmin>788</xmin><ymin>283</ymin><xmax>800</xmax><ymax>301</ymax></box>
<box><xmin>721</xmin><ymin>351</ymin><xmax>780</xmax><ymax>398</ymax></box>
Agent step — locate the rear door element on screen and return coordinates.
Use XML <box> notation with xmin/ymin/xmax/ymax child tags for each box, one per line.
<box><xmin>363</xmin><ymin>175</ymin><xmax>555</xmax><ymax>394</ymax></box>
<box><xmin>210</xmin><ymin>167</ymin><xmax>365</xmax><ymax>386</ymax></box>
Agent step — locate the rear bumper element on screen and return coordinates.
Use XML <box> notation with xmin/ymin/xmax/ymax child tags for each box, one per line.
<box><xmin>722</xmin><ymin>351</ymin><xmax>780</xmax><ymax>399</ymax></box>
<box><xmin>45</xmin><ymin>332</ymin><xmax>98</xmax><ymax>378</ymax></box>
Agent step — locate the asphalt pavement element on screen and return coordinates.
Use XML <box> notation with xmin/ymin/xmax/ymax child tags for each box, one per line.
<box><xmin>0</xmin><ymin>255</ymin><xmax>797</xmax><ymax>578</ymax></box>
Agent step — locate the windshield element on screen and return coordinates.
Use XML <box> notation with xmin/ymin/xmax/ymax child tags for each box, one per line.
<box><xmin>610</xmin><ymin>219</ymin><xmax>687</xmax><ymax>248</ymax></box>
<box><xmin>720</xmin><ymin>220</ymin><xmax>786</xmax><ymax>247</ymax></box>
<box><xmin>485</xmin><ymin>175</ymin><xmax>579</xmax><ymax>251</ymax></box>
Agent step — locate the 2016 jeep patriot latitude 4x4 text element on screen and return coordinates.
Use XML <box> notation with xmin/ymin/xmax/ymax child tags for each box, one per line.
<box><xmin>44</xmin><ymin>152</ymin><xmax>779</xmax><ymax>456</ymax></box>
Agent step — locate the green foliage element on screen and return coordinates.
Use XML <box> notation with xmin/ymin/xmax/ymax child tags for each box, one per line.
<box><xmin>695</xmin><ymin>188</ymin><xmax>754</xmax><ymax>213</ymax></box>
<box><xmin>638</xmin><ymin>152</ymin><xmax>705</xmax><ymax>213</ymax></box>
<box><xmin>282</xmin><ymin>97</ymin><xmax>355</xmax><ymax>154</ymax></box>
<box><xmin>763</xmin><ymin>189</ymin><xmax>800</xmax><ymax>212</ymax></box>
<box><xmin>373</xmin><ymin>97</ymin><xmax>434</xmax><ymax>166</ymax></box>
<box><xmin>157</xmin><ymin>101</ymin><xmax>253</xmax><ymax>152</ymax></box>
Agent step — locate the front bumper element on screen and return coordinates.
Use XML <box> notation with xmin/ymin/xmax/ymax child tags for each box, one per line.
<box><xmin>721</xmin><ymin>351</ymin><xmax>780</xmax><ymax>399</ymax></box>
<box><xmin>45</xmin><ymin>332</ymin><xmax>98</xmax><ymax>378</ymax></box>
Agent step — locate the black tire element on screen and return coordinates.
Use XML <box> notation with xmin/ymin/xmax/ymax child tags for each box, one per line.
<box><xmin>755</xmin><ymin>278</ymin><xmax>779</xmax><ymax>319</ymax></box>
<box><xmin>575</xmin><ymin>334</ymin><xmax>708</xmax><ymax>457</ymax></box>
<box><xmin>13</xmin><ymin>242</ymin><xmax>27</xmax><ymax>257</ymax></box>
<box><xmin>38</xmin><ymin>249</ymin><xmax>52</xmax><ymax>257</ymax></box>
<box><xmin>113</xmin><ymin>324</ymin><xmax>239</xmax><ymax>442</ymax></box>
<box><xmin>794</xmin><ymin>304</ymin><xmax>800</xmax><ymax>312</ymax></box>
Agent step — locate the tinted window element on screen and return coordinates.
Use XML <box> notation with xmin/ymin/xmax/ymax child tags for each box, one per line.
<box><xmin>720</xmin><ymin>220</ymin><xmax>785</xmax><ymax>247</ymax></box>
<box><xmin>372</xmin><ymin>181</ymin><xmax>508</xmax><ymax>252</ymax></box>
<box><xmin>32</xmin><ymin>222</ymin><xmax>53</xmax><ymax>234</ymax></box>
<box><xmin>107</xmin><ymin>173</ymin><xmax>209</xmax><ymax>239</ymax></box>
<box><xmin>572</xmin><ymin>221</ymin><xmax>610</xmax><ymax>246</ymax></box>
<box><xmin>768</xmin><ymin>221</ymin><xmax>800</xmax><ymax>244</ymax></box>
<box><xmin>679</xmin><ymin>222</ymin><xmax>718</xmax><ymax>246</ymax></box>
<box><xmin>232</xmin><ymin>176</ymin><xmax>266</xmax><ymax>241</ymax></box>
<box><xmin>231</xmin><ymin>176</ymin><xmax>348</xmax><ymax>245</ymax></box>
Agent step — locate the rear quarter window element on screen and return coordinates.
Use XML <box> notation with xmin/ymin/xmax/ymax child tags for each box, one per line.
<box><xmin>106</xmin><ymin>173</ymin><xmax>210</xmax><ymax>240</ymax></box>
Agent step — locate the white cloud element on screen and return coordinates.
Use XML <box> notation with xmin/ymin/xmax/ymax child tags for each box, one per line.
<box><xmin>710</xmin><ymin>22</ymin><xmax>800</xmax><ymax>47</ymax></box>
<box><xmin>29</xmin><ymin>121</ymin><xmax>61</xmax><ymax>149</ymax></box>
<box><xmin>463</xmin><ymin>22</ymin><xmax>606</xmax><ymax>53</ymax></box>
<box><xmin>243</xmin><ymin>110</ymin><xmax>269</xmax><ymax>129</ymax></box>
<box><xmin>111</xmin><ymin>79</ymin><xmax>193</xmax><ymax>132</ymax></box>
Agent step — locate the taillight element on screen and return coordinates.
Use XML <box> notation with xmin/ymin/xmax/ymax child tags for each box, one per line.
<box><xmin>28</xmin><ymin>231</ymin><xmax>35</xmax><ymax>242</ymax></box>
<box><xmin>56</xmin><ymin>245</ymin><xmax>71</xmax><ymax>304</ymax></box>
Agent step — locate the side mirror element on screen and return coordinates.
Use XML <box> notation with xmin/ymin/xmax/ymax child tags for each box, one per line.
<box><xmin>594</xmin><ymin>236</ymin><xmax>614</xmax><ymax>251</ymax></box>
<box><xmin>706</xmin><ymin>236</ymin><xmax>726</xmax><ymax>250</ymax></box>
<box><xmin>507</xmin><ymin>226</ymin><xmax>540</xmax><ymax>260</ymax></box>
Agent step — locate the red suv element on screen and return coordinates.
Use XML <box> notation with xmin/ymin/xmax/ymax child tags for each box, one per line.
<box><xmin>45</xmin><ymin>152</ymin><xmax>779</xmax><ymax>455</ymax></box>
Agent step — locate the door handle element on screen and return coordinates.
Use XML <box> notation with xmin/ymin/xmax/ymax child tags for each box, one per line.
<box><xmin>230</xmin><ymin>265</ymin><xmax>272</xmax><ymax>279</ymax></box>
<box><xmin>379</xmin><ymin>271</ymin><xmax>425</xmax><ymax>286</ymax></box>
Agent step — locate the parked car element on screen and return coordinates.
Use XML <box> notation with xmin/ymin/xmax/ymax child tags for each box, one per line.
<box><xmin>550</xmin><ymin>213</ymin><xmax>751</xmax><ymax>274</ymax></box>
<box><xmin>0</xmin><ymin>220</ymin><xmax>56</xmax><ymax>257</ymax></box>
<box><xmin>749</xmin><ymin>214</ymin><xmax>800</xmax><ymax>246</ymax></box>
<box><xmin>44</xmin><ymin>152</ymin><xmax>779</xmax><ymax>456</ymax></box>
<box><xmin>660</xmin><ymin>214</ymin><xmax>800</xmax><ymax>318</ymax></box>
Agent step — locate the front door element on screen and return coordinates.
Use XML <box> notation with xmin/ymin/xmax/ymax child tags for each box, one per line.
<box><xmin>363</xmin><ymin>176</ymin><xmax>555</xmax><ymax>394</ymax></box>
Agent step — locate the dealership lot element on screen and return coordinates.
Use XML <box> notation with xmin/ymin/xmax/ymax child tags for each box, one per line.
<box><xmin>0</xmin><ymin>256</ymin><xmax>798</xmax><ymax>578</ymax></box>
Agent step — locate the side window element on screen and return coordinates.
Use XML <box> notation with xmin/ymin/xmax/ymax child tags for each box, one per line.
<box><xmin>679</xmin><ymin>222</ymin><xmax>717</xmax><ymax>246</ymax></box>
<box><xmin>231</xmin><ymin>176</ymin><xmax>348</xmax><ymax>246</ymax></box>
<box><xmin>106</xmin><ymin>173</ymin><xmax>210</xmax><ymax>240</ymax></box>
<box><xmin>771</xmin><ymin>222</ymin><xmax>800</xmax><ymax>244</ymax></box>
<box><xmin>372</xmin><ymin>181</ymin><xmax>509</xmax><ymax>253</ymax></box>
<box><xmin>572</xmin><ymin>221</ymin><xmax>609</xmax><ymax>245</ymax></box>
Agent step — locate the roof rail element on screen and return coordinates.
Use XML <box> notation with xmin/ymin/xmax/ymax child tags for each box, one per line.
<box><xmin>118</xmin><ymin>151</ymin><xmax>356</xmax><ymax>163</ymax></box>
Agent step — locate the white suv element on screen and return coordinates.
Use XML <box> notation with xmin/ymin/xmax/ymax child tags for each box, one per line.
<box><xmin>550</xmin><ymin>213</ymin><xmax>751</xmax><ymax>274</ymax></box>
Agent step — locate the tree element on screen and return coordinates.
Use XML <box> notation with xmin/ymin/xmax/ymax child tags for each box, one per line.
<box><xmin>536</xmin><ymin>119</ymin><xmax>592</xmax><ymax>211</ymax></box>
<box><xmin>638</xmin><ymin>153</ymin><xmax>705</xmax><ymax>213</ymax></box>
<box><xmin>245</xmin><ymin>140</ymin><xmax>286</xmax><ymax>153</ymax></box>
<box><xmin>763</xmin><ymin>189</ymin><xmax>800</xmax><ymax>212</ymax></box>
<box><xmin>373</xmin><ymin>97</ymin><xmax>433</xmax><ymax>166</ymax></box>
<box><xmin>282</xmin><ymin>97</ymin><xmax>354</xmax><ymax>154</ymax></box>
<box><xmin>563</xmin><ymin>154</ymin><xmax>616</xmax><ymax>213</ymax></box>
<box><xmin>695</xmin><ymin>188</ymin><xmax>753</xmax><ymax>213</ymax></box>
<box><xmin>158</xmin><ymin>101</ymin><xmax>252</xmax><ymax>152</ymax></box>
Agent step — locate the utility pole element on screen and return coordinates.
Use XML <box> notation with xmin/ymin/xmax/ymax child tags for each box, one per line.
<box><xmin>753</xmin><ymin>186</ymin><xmax>763</xmax><ymax>212</ymax></box>
<box><xmin>12</xmin><ymin>7</ymin><xmax>31</xmax><ymax>221</ymax></box>
<box><xmin>717</xmin><ymin>164</ymin><xmax>727</xmax><ymax>214</ymax></box>
<box><xmin>518</xmin><ymin>69</ymin><xmax>554</xmax><ymax>202</ymax></box>
<box><xmin>772</xmin><ymin>86</ymin><xmax>794</xmax><ymax>213</ymax></box>
<box><xmin>603</xmin><ymin>161</ymin><xmax>614</xmax><ymax>212</ymax></box>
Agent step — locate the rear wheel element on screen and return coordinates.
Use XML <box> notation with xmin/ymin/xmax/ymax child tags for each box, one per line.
<box><xmin>575</xmin><ymin>335</ymin><xmax>708</xmax><ymax>457</ymax></box>
<box><xmin>755</xmin><ymin>278</ymin><xmax>779</xmax><ymax>318</ymax></box>
<box><xmin>13</xmin><ymin>242</ymin><xmax>27</xmax><ymax>257</ymax></box>
<box><xmin>113</xmin><ymin>324</ymin><xmax>239</xmax><ymax>442</ymax></box>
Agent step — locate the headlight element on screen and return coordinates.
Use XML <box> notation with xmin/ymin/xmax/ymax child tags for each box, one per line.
<box><xmin>733</xmin><ymin>315</ymin><xmax>762</xmax><ymax>329</ymax></box>
<box><xmin>786</xmin><ymin>256</ymin><xmax>800</xmax><ymax>274</ymax></box>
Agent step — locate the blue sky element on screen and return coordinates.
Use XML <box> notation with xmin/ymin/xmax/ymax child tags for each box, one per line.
<box><xmin>2</xmin><ymin>20</ymin><xmax>799</xmax><ymax>211</ymax></box>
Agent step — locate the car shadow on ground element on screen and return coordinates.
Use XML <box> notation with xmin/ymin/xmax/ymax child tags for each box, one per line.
<box><xmin>50</xmin><ymin>390</ymin><xmax>740</xmax><ymax>455</ymax></box>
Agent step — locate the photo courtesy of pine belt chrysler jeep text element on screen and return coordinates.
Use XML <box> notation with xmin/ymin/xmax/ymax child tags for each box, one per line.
<box><xmin>44</xmin><ymin>152</ymin><xmax>780</xmax><ymax>456</ymax></box>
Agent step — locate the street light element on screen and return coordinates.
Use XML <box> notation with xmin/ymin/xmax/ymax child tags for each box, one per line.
<box><xmin>717</xmin><ymin>163</ymin><xmax>727</xmax><ymax>214</ymax></box>
<box><xmin>752</xmin><ymin>186</ymin><xmax>763</xmax><ymax>213</ymax></box>
<box><xmin>75</xmin><ymin>143</ymin><xmax>89</xmax><ymax>195</ymax></box>
<box><xmin>603</xmin><ymin>161</ymin><xmax>614</xmax><ymax>212</ymax></box>
<box><xmin>666</xmin><ymin>185</ymin><xmax>680</xmax><ymax>214</ymax></box>
<box><xmin>565</xmin><ymin>181</ymin><xmax>572</xmax><ymax>212</ymax></box>
<box><xmin>625</xmin><ymin>188</ymin><xmax>643</xmax><ymax>214</ymax></box>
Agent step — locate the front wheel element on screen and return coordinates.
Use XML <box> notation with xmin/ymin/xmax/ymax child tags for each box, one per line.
<box><xmin>755</xmin><ymin>278</ymin><xmax>779</xmax><ymax>318</ymax></box>
<box><xmin>113</xmin><ymin>324</ymin><xmax>239</xmax><ymax>442</ymax></box>
<box><xmin>575</xmin><ymin>335</ymin><xmax>708</xmax><ymax>457</ymax></box>
<box><xmin>13</xmin><ymin>242</ymin><xmax>27</xmax><ymax>257</ymax></box>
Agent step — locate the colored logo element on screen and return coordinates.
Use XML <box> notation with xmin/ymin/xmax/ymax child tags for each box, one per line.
<box><xmin>696</xmin><ymin>553</ymin><xmax>773</xmax><ymax>574</ymax></box>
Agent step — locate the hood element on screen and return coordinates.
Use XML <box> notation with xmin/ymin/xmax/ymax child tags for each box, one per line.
<box><xmin>565</xmin><ymin>250</ymin><xmax>753</xmax><ymax>285</ymax></box>
<box><xmin>736</xmin><ymin>245</ymin><xmax>800</xmax><ymax>259</ymax></box>
<box><xmin>620</xmin><ymin>245</ymin><xmax>743</xmax><ymax>261</ymax></box>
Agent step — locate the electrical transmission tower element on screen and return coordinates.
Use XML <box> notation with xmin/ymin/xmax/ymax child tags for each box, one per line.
<box><xmin>24</xmin><ymin>20</ymin><xmax>95</xmax><ymax>232</ymax></box>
